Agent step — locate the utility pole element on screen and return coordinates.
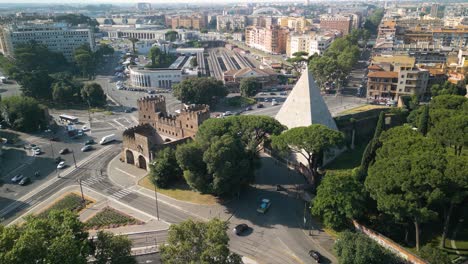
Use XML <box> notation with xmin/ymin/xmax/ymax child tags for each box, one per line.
<box><xmin>79</xmin><ymin>179</ymin><xmax>85</xmax><ymax>203</ymax></box>
<box><xmin>154</xmin><ymin>183</ymin><xmax>160</xmax><ymax>220</ymax></box>
<box><xmin>72</xmin><ymin>151</ymin><xmax>77</xmax><ymax>168</ymax></box>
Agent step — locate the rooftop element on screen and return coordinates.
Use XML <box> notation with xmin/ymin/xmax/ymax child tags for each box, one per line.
<box><xmin>367</xmin><ymin>71</ymin><xmax>399</xmax><ymax>78</ymax></box>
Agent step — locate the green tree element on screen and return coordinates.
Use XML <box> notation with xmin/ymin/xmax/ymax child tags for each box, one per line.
<box><xmin>239</xmin><ymin>77</ymin><xmax>261</xmax><ymax>97</ymax></box>
<box><xmin>0</xmin><ymin>210</ymin><xmax>89</xmax><ymax>264</ymax></box>
<box><xmin>16</xmin><ymin>70</ymin><xmax>53</xmax><ymax>99</ymax></box>
<box><xmin>81</xmin><ymin>82</ymin><xmax>106</xmax><ymax>107</ymax></box>
<box><xmin>165</xmin><ymin>31</ymin><xmax>178</xmax><ymax>42</ymax></box>
<box><xmin>430</xmin><ymin>81</ymin><xmax>466</xmax><ymax>97</ymax></box>
<box><xmin>190</xmin><ymin>57</ymin><xmax>198</xmax><ymax>67</ymax></box>
<box><xmin>203</xmin><ymin>135</ymin><xmax>254</xmax><ymax>196</ymax></box>
<box><xmin>439</xmin><ymin>155</ymin><xmax>468</xmax><ymax>248</ymax></box>
<box><xmin>359</xmin><ymin>111</ymin><xmax>385</xmax><ymax>179</ymax></box>
<box><xmin>95</xmin><ymin>44</ymin><xmax>115</xmax><ymax>62</ymax></box>
<box><xmin>175</xmin><ymin>141</ymin><xmax>210</xmax><ymax>193</ymax></box>
<box><xmin>418</xmin><ymin>105</ymin><xmax>429</xmax><ymax>136</ymax></box>
<box><xmin>160</xmin><ymin>218</ymin><xmax>242</xmax><ymax>264</ymax></box>
<box><xmin>271</xmin><ymin>124</ymin><xmax>344</xmax><ymax>184</ymax></box>
<box><xmin>14</xmin><ymin>41</ymin><xmax>68</xmax><ymax>72</ymax></box>
<box><xmin>128</xmin><ymin>38</ymin><xmax>139</xmax><ymax>53</ymax></box>
<box><xmin>431</xmin><ymin>114</ymin><xmax>467</xmax><ymax>156</ymax></box>
<box><xmin>420</xmin><ymin>244</ymin><xmax>451</xmax><ymax>264</ymax></box>
<box><xmin>334</xmin><ymin>231</ymin><xmax>398</xmax><ymax>264</ymax></box>
<box><xmin>51</xmin><ymin>75</ymin><xmax>82</xmax><ymax>103</ymax></box>
<box><xmin>0</xmin><ymin>96</ymin><xmax>47</xmax><ymax>132</ymax></box>
<box><xmin>74</xmin><ymin>44</ymin><xmax>96</xmax><ymax>79</ymax></box>
<box><xmin>311</xmin><ymin>171</ymin><xmax>366</xmax><ymax>229</ymax></box>
<box><xmin>363</xmin><ymin>8</ymin><xmax>384</xmax><ymax>34</ymax></box>
<box><xmin>172</xmin><ymin>77</ymin><xmax>227</xmax><ymax>106</ymax></box>
<box><xmin>148</xmin><ymin>46</ymin><xmax>162</xmax><ymax>67</ymax></box>
<box><xmin>365</xmin><ymin>127</ymin><xmax>446</xmax><ymax>251</ymax></box>
<box><xmin>149</xmin><ymin>147</ymin><xmax>182</xmax><ymax>188</ymax></box>
<box><xmin>94</xmin><ymin>231</ymin><xmax>136</xmax><ymax>264</ymax></box>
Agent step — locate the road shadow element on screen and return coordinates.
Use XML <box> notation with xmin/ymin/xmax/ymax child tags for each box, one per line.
<box><xmin>0</xmin><ymin>195</ymin><xmax>30</xmax><ymax>224</ymax></box>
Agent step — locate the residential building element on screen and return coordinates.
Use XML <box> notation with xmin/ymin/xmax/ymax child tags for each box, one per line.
<box><xmin>169</xmin><ymin>15</ymin><xmax>206</xmax><ymax>30</ymax></box>
<box><xmin>278</xmin><ymin>16</ymin><xmax>311</xmax><ymax>33</ymax></box>
<box><xmin>245</xmin><ymin>25</ymin><xmax>289</xmax><ymax>54</ymax></box>
<box><xmin>0</xmin><ymin>20</ymin><xmax>95</xmax><ymax>61</ymax></box>
<box><xmin>367</xmin><ymin>55</ymin><xmax>429</xmax><ymax>101</ymax></box>
<box><xmin>287</xmin><ymin>32</ymin><xmax>336</xmax><ymax>57</ymax></box>
<box><xmin>216</xmin><ymin>15</ymin><xmax>247</xmax><ymax>32</ymax></box>
<box><xmin>319</xmin><ymin>15</ymin><xmax>352</xmax><ymax>35</ymax></box>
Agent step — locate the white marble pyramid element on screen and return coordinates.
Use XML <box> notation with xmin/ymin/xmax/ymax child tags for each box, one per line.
<box><xmin>275</xmin><ymin>67</ymin><xmax>338</xmax><ymax>130</ymax></box>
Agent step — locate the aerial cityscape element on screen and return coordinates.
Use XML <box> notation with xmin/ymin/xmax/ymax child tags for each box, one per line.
<box><xmin>0</xmin><ymin>1</ymin><xmax>466</xmax><ymax>263</ymax></box>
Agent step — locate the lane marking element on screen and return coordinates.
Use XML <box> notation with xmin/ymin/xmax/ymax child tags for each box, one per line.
<box><xmin>116</xmin><ymin>167</ymin><xmax>136</xmax><ymax>178</ymax></box>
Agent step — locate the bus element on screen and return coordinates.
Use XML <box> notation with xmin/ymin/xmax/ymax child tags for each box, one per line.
<box><xmin>59</xmin><ymin>114</ymin><xmax>79</xmax><ymax>124</ymax></box>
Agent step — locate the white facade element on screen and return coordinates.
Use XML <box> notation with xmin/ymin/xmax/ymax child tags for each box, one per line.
<box><xmin>287</xmin><ymin>33</ymin><xmax>334</xmax><ymax>57</ymax></box>
<box><xmin>129</xmin><ymin>66</ymin><xmax>182</xmax><ymax>89</ymax></box>
<box><xmin>0</xmin><ymin>21</ymin><xmax>95</xmax><ymax>61</ymax></box>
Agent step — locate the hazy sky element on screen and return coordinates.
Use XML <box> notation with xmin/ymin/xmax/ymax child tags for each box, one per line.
<box><xmin>0</xmin><ymin>0</ymin><xmax>289</xmax><ymax>3</ymax></box>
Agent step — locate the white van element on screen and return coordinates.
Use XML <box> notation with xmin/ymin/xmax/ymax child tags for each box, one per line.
<box><xmin>99</xmin><ymin>134</ymin><xmax>116</xmax><ymax>145</ymax></box>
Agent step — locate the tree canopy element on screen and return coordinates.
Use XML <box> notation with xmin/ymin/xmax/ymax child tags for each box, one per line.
<box><xmin>334</xmin><ymin>231</ymin><xmax>399</xmax><ymax>264</ymax></box>
<box><xmin>74</xmin><ymin>44</ymin><xmax>96</xmax><ymax>79</ymax></box>
<box><xmin>0</xmin><ymin>96</ymin><xmax>47</xmax><ymax>132</ymax></box>
<box><xmin>271</xmin><ymin>124</ymin><xmax>344</xmax><ymax>184</ymax></box>
<box><xmin>81</xmin><ymin>82</ymin><xmax>106</xmax><ymax>107</ymax></box>
<box><xmin>365</xmin><ymin>127</ymin><xmax>447</xmax><ymax>251</ymax></box>
<box><xmin>239</xmin><ymin>77</ymin><xmax>261</xmax><ymax>97</ymax></box>
<box><xmin>160</xmin><ymin>218</ymin><xmax>241</xmax><ymax>264</ymax></box>
<box><xmin>311</xmin><ymin>170</ymin><xmax>366</xmax><ymax>229</ymax></box>
<box><xmin>149</xmin><ymin>147</ymin><xmax>182</xmax><ymax>188</ymax></box>
<box><xmin>172</xmin><ymin>77</ymin><xmax>227</xmax><ymax>106</ymax></box>
<box><xmin>0</xmin><ymin>210</ymin><xmax>134</xmax><ymax>264</ymax></box>
<box><xmin>430</xmin><ymin>81</ymin><xmax>466</xmax><ymax>97</ymax></box>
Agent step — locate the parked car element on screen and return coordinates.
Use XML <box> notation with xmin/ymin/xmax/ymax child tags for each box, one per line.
<box><xmin>57</xmin><ymin>161</ymin><xmax>66</xmax><ymax>169</ymax></box>
<box><xmin>19</xmin><ymin>177</ymin><xmax>31</xmax><ymax>186</ymax></box>
<box><xmin>233</xmin><ymin>224</ymin><xmax>249</xmax><ymax>235</ymax></box>
<box><xmin>59</xmin><ymin>148</ymin><xmax>70</xmax><ymax>154</ymax></box>
<box><xmin>85</xmin><ymin>139</ymin><xmax>95</xmax><ymax>145</ymax></box>
<box><xmin>245</xmin><ymin>106</ymin><xmax>253</xmax><ymax>111</ymax></box>
<box><xmin>51</xmin><ymin>137</ymin><xmax>60</xmax><ymax>142</ymax></box>
<box><xmin>309</xmin><ymin>250</ymin><xmax>322</xmax><ymax>263</ymax></box>
<box><xmin>82</xmin><ymin>126</ymin><xmax>90</xmax><ymax>132</ymax></box>
<box><xmin>81</xmin><ymin>145</ymin><xmax>93</xmax><ymax>152</ymax></box>
<box><xmin>280</xmin><ymin>92</ymin><xmax>287</xmax><ymax>96</ymax></box>
<box><xmin>11</xmin><ymin>174</ymin><xmax>24</xmax><ymax>183</ymax></box>
<box><xmin>54</xmin><ymin>157</ymin><xmax>63</xmax><ymax>164</ymax></box>
<box><xmin>223</xmin><ymin>111</ymin><xmax>232</xmax><ymax>116</ymax></box>
<box><xmin>257</xmin><ymin>198</ymin><xmax>271</xmax><ymax>214</ymax></box>
<box><xmin>33</xmin><ymin>148</ymin><xmax>41</xmax><ymax>155</ymax></box>
<box><xmin>271</xmin><ymin>100</ymin><xmax>278</xmax><ymax>106</ymax></box>
<box><xmin>257</xmin><ymin>103</ymin><xmax>264</xmax><ymax>108</ymax></box>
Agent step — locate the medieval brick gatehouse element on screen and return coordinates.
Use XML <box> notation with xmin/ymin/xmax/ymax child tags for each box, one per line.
<box><xmin>121</xmin><ymin>95</ymin><xmax>210</xmax><ymax>170</ymax></box>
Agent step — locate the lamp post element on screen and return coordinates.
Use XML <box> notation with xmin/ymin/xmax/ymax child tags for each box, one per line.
<box><xmin>153</xmin><ymin>182</ymin><xmax>160</xmax><ymax>220</ymax></box>
<box><xmin>71</xmin><ymin>150</ymin><xmax>77</xmax><ymax>168</ymax></box>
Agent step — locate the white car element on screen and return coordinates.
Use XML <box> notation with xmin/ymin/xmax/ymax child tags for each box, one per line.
<box><xmin>57</xmin><ymin>161</ymin><xmax>66</xmax><ymax>169</ymax></box>
<box><xmin>271</xmin><ymin>100</ymin><xmax>278</xmax><ymax>106</ymax></box>
<box><xmin>223</xmin><ymin>111</ymin><xmax>232</xmax><ymax>116</ymax></box>
<box><xmin>82</xmin><ymin>126</ymin><xmax>90</xmax><ymax>132</ymax></box>
<box><xmin>33</xmin><ymin>148</ymin><xmax>41</xmax><ymax>155</ymax></box>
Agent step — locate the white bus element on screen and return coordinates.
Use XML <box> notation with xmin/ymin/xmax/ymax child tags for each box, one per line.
<box><xmin>59</xmin><ymin>114</ymin><xmax>79</xmax><ymax>124</ymax></box>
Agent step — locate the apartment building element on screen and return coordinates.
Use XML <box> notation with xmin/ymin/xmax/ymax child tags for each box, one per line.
<box><xmin>367</xmin><ymin>55</ymin><xmax>429</xmax><ymax>101</ymax></box>
<box><xmin>245</xmin><ymin>25</ymin><xmax>289</xmax><ymax>54</ymax></box>
<box><xmin>278</xmin><ymin>16</ymin><xmax>311</xmax><ymax>33</ymax></box>
<box><xmin>287</xmin><ymin>32</ymin><xmax>335</xmax><ymax>57</ymax></box>
<box><xmin>402</xmin><ymin>26</ymin><xmax>468</xmax><ymax>49</ymax></box>
<box><xmin>216</xmin><ymin>15</ymin><xmax>247</xmax><ymax>32</ymax></box>
<box><xmin>0</xmin><ymin>20</ymin><xmax>95</xmax><ymax>61</ymax></box>
<box><xmin>169</xmin><ymin>15</ymin><xmax>206</xmax><ymax>30</ymax></box>
<box><xmin>319</xmin><ymin>15</ymin><xmax>352</xmax><ymax>35</ymax></box>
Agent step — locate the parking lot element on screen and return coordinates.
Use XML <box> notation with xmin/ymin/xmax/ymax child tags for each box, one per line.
<box><xmin>0</xmin><ymin>109</ymin><xmax>137</xmax><ymax>205</ymax></box>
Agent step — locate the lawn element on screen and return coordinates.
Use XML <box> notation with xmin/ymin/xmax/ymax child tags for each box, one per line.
<box><xmin>39</xmin><ymin>193</ymin><xmax>92</xmax><ymax>217</ymax></box>
<box><xmin>225</xmin><ymin>96</ymin><xmax>256</xmax><ymax>107</ymax></box>
<box><xmin>139</xmin><ymin>176</ymin><xmax>218</xmax><ymax>206</ymax></box>
<box><xmin>338</xmin><ymin>105</ymin><xmax>388</xmax><ymax>115</ymax></box>
<box><xmin>325</xmin><ymin>142</ymin><xmax>367</xmax><ymax>171</ymax></box>
<box><xmin>85</xmin><ymin>207</ymin><xmax>143</xmax><ymax>229</ymax></box>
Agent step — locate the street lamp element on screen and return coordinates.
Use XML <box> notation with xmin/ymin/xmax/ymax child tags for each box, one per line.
<box><xmin>71</xmin><ymin>150</ymin><xmax>77</xmax><ymax>168</ymax></box>
<box><xmin>153</xmin><ymin>181</ymin><xmax>160</xmax><ymax>220</ymax></box>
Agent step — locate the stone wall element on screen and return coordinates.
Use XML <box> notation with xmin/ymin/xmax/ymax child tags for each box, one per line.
<box><xmin>353</xmin><ymin>221</ymin><xmax>428</xmax><ymax>264</ymax></box>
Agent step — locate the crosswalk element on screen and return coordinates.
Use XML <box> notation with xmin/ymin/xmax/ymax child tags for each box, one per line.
<box><xmin>80</xmin><ymin>175</ymin><xmax>106</xmax><ymax>187</ymax></box>
<box><xmin>109</xmin><ymin>189</ymin><xmax>132</xmax><ymax>200</ymax></box>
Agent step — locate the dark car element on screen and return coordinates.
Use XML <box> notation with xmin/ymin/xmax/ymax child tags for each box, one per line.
<box><xmin>257</xmin><ymin>103</ymin><xmax>264</xmax><ymax>108</ymax></box>
<box><xmin>54</xmin><ymin>156</ymin><xmax>63</xmax><ymax>164</ymax></box>
<box><xmin>85</xmin><ymin>139</ymin><xmax>95</xmax><ymax>145</ymax></box>
<box><xmin>309</xmin><ymin>250</ymin><xmax>321</xmax><ymax>263</ymax></box>
<box><xmin>19</xmin><ymin>177</ymin><xmax>31</xmax><ymax>186</ymax></box>
<box><xmin>59</xmin><ymin>148</ymin><xmax>70</xmax><ymax>154</ymax></box>
<box><xmin>233</xmin><ymin>224</ymin><xmax>249</xmax><ymax>235</ymax></box>
<box><xmin>51</xmin><ymin>137</ymin><xmax>60</xmax><ymax>142</ymax></box>
<box><xmin>124</xmin><ymin>109</ymin><xmax>132</xmax><ymax>113</ymax></box>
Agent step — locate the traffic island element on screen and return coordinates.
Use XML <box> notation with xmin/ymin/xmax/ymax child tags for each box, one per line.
<box><xmin>85</xmin><ymin>206</ymin><xmax>144</xmax><ymax>230</ymax></box>
<box><xmin>138</xmin><ymin>175</ymin><xmax>218</xmax><ymax>206</ymax></box>
<box><xmin>37</xmin><ymin>192</ymin><xmax>94</xmax><ymax>218</ymax></box>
